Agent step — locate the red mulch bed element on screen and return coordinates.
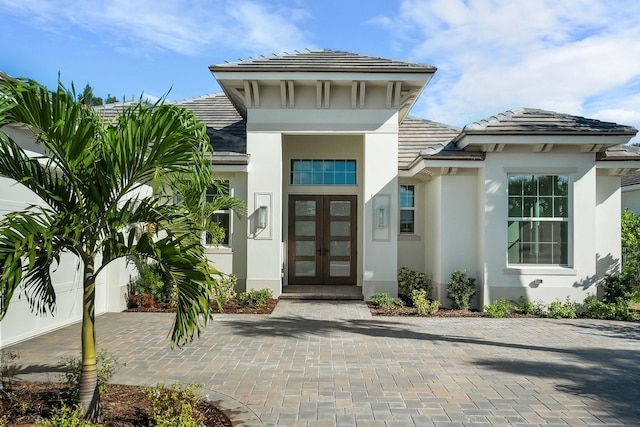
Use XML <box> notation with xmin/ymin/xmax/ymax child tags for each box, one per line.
<box><xmin>125</xmin><ymin>298</ymin><xmax>279</xmax><ymax>314</ymax></box>
<box><xmin>0</xmin><ymin>382</ymin><xmax>231</xmax><ymax>426</ymax></box>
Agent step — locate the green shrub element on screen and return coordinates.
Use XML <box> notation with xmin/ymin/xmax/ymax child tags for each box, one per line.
<box><xmin>60</xmin><ymin>350</ymin><xmax>125</xmax><ymax>397</ymax></box>
<box><xmin>127</xmin><ymin>262</ymin><xmax>172</xmax><ymax>306</ymax></box>
<box><xmin>370</xmin><ymin>293</ymin><xmax>405</xmax><ymax>313</ymax></box>
<box><xmin>601</xmin><ymin>274</ymin><xmax>635</xmax><ymax>304</ymax></box>
<box><xmin>36</xmin><ymin>404</ymin><xmax>102</xmax><ymax>426</ymax></box>
<box><xmin>411</xmin><ymin>289</ymin><xmax>440</xmax><ymax>315</ymax></box>
<box><xmin>446</xmin><ymin>270</ymin><xmax>477</xmax><ymax>310</ymax></box>
<box><xmin>239</xmin><ymin>288</ymin><xmax>273</xmax><ymax>307</ymax></box>
<box><xmin>584</xmin><ymin>295</ymin><xmax>638</xmax><ymax>321</ymax></box>
<box><xmin>484</xmin><ymin>299</ymin><xmax>513</xmax><ymax>318</ymax></box>
<box><xmin>397</xmin><ymin>267</ymin><xmax>432</xmax><ymax>302</ymax></box>
<box><xmin>146</xmin><ymin>383</ymin><xmax>204</xmax><ymax>427</ymax></box>
<box><xmin>547</xmin><ymin>298</ymin><xmax>578</xmax><ymax>319</ymax></box>
<box><xmin>212</xmin><ymin>274</ymin><xmax>238</xmax><ymax>306</ymax></box>
<box><xmin>513</xmin><ymin>297</ymin><xmax>546</xmax><ymax>316</ymax></box>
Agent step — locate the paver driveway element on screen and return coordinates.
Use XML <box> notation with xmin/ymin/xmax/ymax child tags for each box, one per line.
<box><xmin>6</xmin><ymin>300</ymin><xmax>640</xmax><ymax>426</ymax></box>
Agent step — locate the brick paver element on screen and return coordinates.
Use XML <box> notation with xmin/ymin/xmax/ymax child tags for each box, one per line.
<box><xmin>6</xmin><ymin>300</ymin><xmax>640</xmax><ymax>426</ymax></box>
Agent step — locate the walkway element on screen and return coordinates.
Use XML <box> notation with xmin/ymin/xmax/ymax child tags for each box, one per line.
<box><xmin>6</xmin><ymin>300</ymin><xmax>640</xmax><ymax>426</ymax></box>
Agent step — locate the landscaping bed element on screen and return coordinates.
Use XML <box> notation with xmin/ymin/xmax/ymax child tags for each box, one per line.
<box><xmin>125</xmin><ymin>297</ymin><xmax>279</xmax><ymax>315</ymax></box>
<box><xmin>0</xmin><ymin>382</ymin><xmax>232</xmax><ymax>427</ymax></box>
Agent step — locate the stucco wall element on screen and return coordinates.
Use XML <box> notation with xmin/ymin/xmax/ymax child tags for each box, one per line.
<box><xmin>621</xmin><ymin>185</ymin><xmax>640</xmax><ymax>213</ymax></box>
<box><xmin>397</xmin><ymin>181</ymin><xmax>426</xmax><ymax>273</ymax></box>
<box><xmin>481</xmin><ymin>151</ymin><xmax>604</xmax><ymax>305</ymax></box>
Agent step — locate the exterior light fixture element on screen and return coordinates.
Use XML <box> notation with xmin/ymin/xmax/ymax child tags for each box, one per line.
<box><xmin>376</xmin><ymin>207</ymin><xmax>386</xmax><ymax>229</ymax></box>
<box><xmin>258</xmin><ymin>205</ymin><xmax>268</xmax><ymax>229</ymax></box>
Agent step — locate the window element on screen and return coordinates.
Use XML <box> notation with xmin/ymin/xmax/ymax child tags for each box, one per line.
<box><xmin>507</xmin><ymin>175</ymin><xmax>569</xmax><ymax>265</ymax></box>
<box><xmin>205</xmin><ymin>181</ymin><xmax>231</xmax><ymax>246</ymax></box>
<box><xmin>291</xmin><ymin>160</ymin><xmax>356</xmax><ymax>185</ymax></box>
<box><xmin>400</xmin><ymin>185</ymin><xmax>415</xmax><ymax>234</ymax></box>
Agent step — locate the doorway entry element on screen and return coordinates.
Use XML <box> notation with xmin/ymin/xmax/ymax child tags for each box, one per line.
<box><xmin>288</xmin><ymin>195</ymin><xmax>357</xmax><ymax>285</ymax></box>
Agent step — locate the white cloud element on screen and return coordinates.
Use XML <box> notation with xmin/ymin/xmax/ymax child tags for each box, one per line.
<box><xmin>0</xmin><ymin>0</ymin><xmax>311</xmax><ymax>56</ymax></box>
<box><xmin>376</xmin><ymin>0</ymin><xmax>640</xmax><ymax>137</ymax></box>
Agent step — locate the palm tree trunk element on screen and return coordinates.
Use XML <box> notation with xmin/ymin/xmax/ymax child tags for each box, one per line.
<box><xmin>79</xmin><ymin>257</ymin><xmax>102</xmax><ymax>422</ymax></box>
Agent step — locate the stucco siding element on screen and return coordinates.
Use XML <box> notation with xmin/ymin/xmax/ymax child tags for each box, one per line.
<box><xmin>481</xmin><ymin>151</ymin><xmax>601</xmax><ymax>305</ymax></box>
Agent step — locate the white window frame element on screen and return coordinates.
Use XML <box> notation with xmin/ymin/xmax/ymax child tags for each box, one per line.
<box><xmin>204</xmin><ymin>181</ymin><xmax>231</xmax><ymax>248</ymax></box>
<box><xmin>507</xmin><ymin>174</ymin><xmax>570</xmax><ymax>266</ymax></box>
<box><xmin>399</xmin><ymin>184</ymin><xmax>415</xmax><ymax>234</ymax></box>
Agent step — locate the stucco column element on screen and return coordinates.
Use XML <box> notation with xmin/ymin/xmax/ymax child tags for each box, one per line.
<box><xmin>362</xmin><ymin>131</ymin><xmax>399</xmax><ymax>299</ymax></box>
<box><xmin>245</xmin><ymin>131</ymin><xmax>283</xmax><ymax>296</ymax></box>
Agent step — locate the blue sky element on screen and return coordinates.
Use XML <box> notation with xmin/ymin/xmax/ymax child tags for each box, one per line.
<box><xmin>2</xmin><ymin>0</ymin><xmax>640</xmax><ymax>142</ymax></box>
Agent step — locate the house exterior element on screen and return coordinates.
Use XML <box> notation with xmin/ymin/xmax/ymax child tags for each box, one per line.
<box><xmin>1</xmin><ymin>49</ymin><xmax>639</xmax><ymax>347</ymax></box>
<box><xmin>622</xmin><ymin>168</ymin><xmax>640</xmax><ymax>213</ymax></box>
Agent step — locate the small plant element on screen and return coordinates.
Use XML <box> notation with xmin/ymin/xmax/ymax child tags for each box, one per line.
<box><xmin>583</xmin><ymin>295</ymin><xmax>638</xmax><ymax>321</ymax></box>
<box><xmin>484</xmin><ymin>299</ymin><xmax>513</xmax><ymax>318</ymax></box>
<box><xmin>212</xmin><ymin>274</ymin><xmax>238</xmax><ymax>306</ymax></box>
<box><xmin>146</xmin><ymin>382</ymin><xmax>204</xmax><ymax>427</ymax></box>
<box><xmin>239</xmin><ymin>288</ymin><xmax>273</xmax><ymax>308</ymax></box>
<box><xmin>370</xmin><ymin>293</ymin><xmax>405</xmax><ymax>313</ymax></box>
<box><xmin>512</xmin><ymin>297</ymin><xmax>546</xmax><ymax>317</ymax></box>
<box><xmin>36</xmin><ymin>404</ymin><xmax>102</xmax><ymax>426</ymax></box>
<box><xmin>0</xmin><ymin>350</ymin><xmax>20</xmax><ymax>389</ymax></box>
<box><xmin>60</xmin><ymin>350</ymin><xmax>125</xmax><ymax>397</ymax></box>
<box><xmin>397</xmin><ymin>267</ymin><xmax>432</xmax><ymax>302</ymax></box>
<box><xmin>446</xmin><ymin>270</ymin><xmax>477</xmax><ymax>310</ymax></box>
<box><xmin>547</xmin><ymin>298</ymin><xmax>578</xmax><ymax>319</ymax></box>
<box><xmin>411</xmin><ymin>289</ymin><xmax>440</xmax><ymax>316</ymax></box>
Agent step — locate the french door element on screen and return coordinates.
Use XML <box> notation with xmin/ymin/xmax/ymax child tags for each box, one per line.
<box><xmin>288</xmin><ymin>195</ymin><xmax>357</xmax><ymax>285</ymax></box>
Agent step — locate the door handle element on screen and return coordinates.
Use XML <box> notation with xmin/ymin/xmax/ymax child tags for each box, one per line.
<box><xmin>316</xmin><ymin>249</ymin><xmax>329</xmax><ymax>256</ymax></box>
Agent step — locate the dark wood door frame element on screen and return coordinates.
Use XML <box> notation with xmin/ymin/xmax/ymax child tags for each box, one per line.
<box><xmin>288</xmin><ymin>195</ymin><xmax>357</xmax><ymax>285</ymax></box>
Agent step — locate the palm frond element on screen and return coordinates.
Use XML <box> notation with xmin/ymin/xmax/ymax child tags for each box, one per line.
<box><xmin>0</xmin><ymin>208</ymin><xmax>66</xmax><ymax>319</ymax></box>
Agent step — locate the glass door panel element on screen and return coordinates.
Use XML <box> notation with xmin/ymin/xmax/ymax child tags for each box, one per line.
<box><xmin>288</xmin><ymin>195</ymin><xmax>356</xmax><ymax>285</ymax></box>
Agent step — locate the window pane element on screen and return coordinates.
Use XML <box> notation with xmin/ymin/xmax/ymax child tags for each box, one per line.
<box><xmin>508</xmin><ymin>220</ymin><xmax>568</xmax><ymax>265</ymax></box>
<box><xmin>523</xmin><ymin>176</ymin><xmax>536</xmax><ymax>196</ymax></box>
<box><xmin>291</xmin><ymin>159</ymin><xmax>357</xmax><ymax>185</ymax></box>
<box><xmin>207</xmin><ymin>212</ymin><xmax>230</xmax><ymax>245</ymax></box>
<box><xmin>400</xmin><ymin>185</ymin><xmax>415</xmax><ymax>208</ymax></box>
<box><xmin>508</xmin><ymin>196</ymin><xmax>522</xmax><ymax>217</ymax></box>
<box><xmin>295</xmin><ymin>221</ymin><xmax>316</xmax><ymax>236</ymax></box>
<box><xmin>330</xmin><ymin>241</ymin><xmax>350</xmax><ymax>256</ymax></box>
<box><xmin>295</xmin><ymin>201</ymin><xmax>316</xmax><ymax>216</ymax></box>
<box><xmin>400</xmin><ymin>210</ymin><xmax>415</xmax><ymax>233</ymax></box>
<box><xmin>296</xmin><ymin>241</ymin><xmax>316</xmax><ymax>257</ymax></box>
<box><xmin>330</xmin><ymin>201</ymin><xmax>350</xmax><ymax>216</ymax></box>
<box><xmin>554</xmin><ymin>196</ymin><xmax>568</xmax><ymax>218</ymax></box>
<box><xmin>330</xmin><ymin>221</ymin><xmax>350</xmax><ymax>236</ymax></box>
<box><xmin>537</xmin><ymin>198</ymin><xmax>552</xmax><ymax>217</ymax></box>
<box><xmin>555</xmin><ymin>176</ymin><xmax>568</xmax><ymax>196</ymax></box>
<box><xmin>330</xmin><ymin>261</ymin><xmax>350</xmax><ymax>277</ymax></box>
<box><xmin>295</xmin><ymin>261</ymin><xmax>315</xmax><ymax>277</ymax></box>
<box><xmin>538</xmin><ymin>176</ymin><xmax>553</xmax><ymax>196</ymax></box>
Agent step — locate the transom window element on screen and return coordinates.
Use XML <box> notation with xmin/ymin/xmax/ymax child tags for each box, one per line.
<box><xmin>400</xmin><ymin>185</ymin><xmax>415</xmax><ymax>234</ymax></box>
<box><xmin>291</xmin><ymin>160</ymin><xmax>356</xmax><ymax>185</ymax></box>
<box><xmin>507</xmin><ymin>175</ymin><xmax>569</xmax><ymax>265</ymax></box>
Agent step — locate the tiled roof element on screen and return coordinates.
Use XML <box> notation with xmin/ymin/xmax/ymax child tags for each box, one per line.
<box><xmin>463</xmin><ymin>108</ymin><xmax>638</xmax><ymax>135</ymax></box>
<box><xmin>600</xmin><ymin>144</ymin><xmax>640</xmax><ymax>162</ymax></box>
<box><xmin>398</xmin><ymin>116</ymin><xmax>461</xmax><ymax>168</ymax></box>
<box><xmin>622</xmin><ymin>169</ymin><xmax>640</xmax><ymax>186</ymax></box>
<box><xmin>93</xmin><ymin>95</ymin><xmax>247</xmax><ymax>164</ymax></box>
<box><xmin>210</xmin><ymin>49</ymin><xmax>436</xmax><ymax>73</ymax></box>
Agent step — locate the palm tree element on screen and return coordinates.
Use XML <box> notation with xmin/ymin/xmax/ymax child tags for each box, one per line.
<box><xmin>0</xmin><ymin>78</ymin><xmax>217</xmax><ymax>421</ymax></box>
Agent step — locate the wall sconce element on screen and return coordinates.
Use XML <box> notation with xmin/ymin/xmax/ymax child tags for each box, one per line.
<box><xmin>376</xmin><ymin>207</ymin><xmax>386</xmax><ymax>229</ymax></box>
<box><xmin>258</xmin><ymin>205</ymin><xmax>268</xmax><ymax>229</ymax></box>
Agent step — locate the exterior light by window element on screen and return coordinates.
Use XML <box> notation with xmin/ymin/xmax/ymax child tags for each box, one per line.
<box><xmin>377</xmin><ymin>207</ymin><xmax>386</xmax><ymax>229</ymax></box>
<box><xmin>258</xmin><ymin>205</ymin><xmax>268</xmax><ymax>229</ymax></box>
